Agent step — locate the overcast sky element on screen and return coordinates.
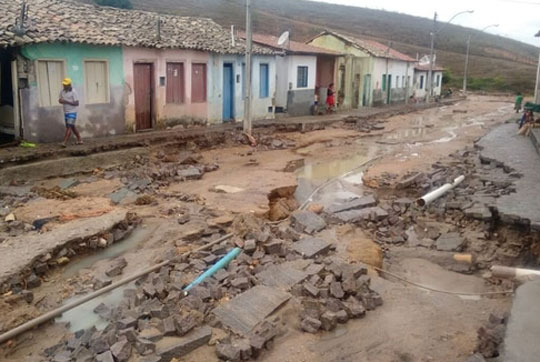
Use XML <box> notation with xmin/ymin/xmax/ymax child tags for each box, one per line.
<box><xmin>310</xmin><ymin>0</ymin><xmax>540</xmax><ymax>46</ymax></box>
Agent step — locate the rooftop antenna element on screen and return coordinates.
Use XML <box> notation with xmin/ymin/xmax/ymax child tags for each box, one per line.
<box><xmin>277</xmin><ymin>31</ymin><xmax>290</xmax><ymax>50</ymax></box>
<box><xmin>14</xmin><ymin>1</ymin><xmax>29</xmax><ymax>36</ymax></box>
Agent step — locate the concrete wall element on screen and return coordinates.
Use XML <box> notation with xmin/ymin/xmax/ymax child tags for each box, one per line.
<box><xmin>19</xmin><ymin>43</ymin><xmax>125</xmax><ymax>142</ymax></box>
<box><xmin>123</xmin><ymin>47</ymin><xmax>210</xmax><ymax>130</ymax></box>
<box><xmin>372</xmin><ymin>58</ymin><xmax>414</xmax><ymax>105</ymax></box>
<box><xmin>208</xmin><ymin>54</ymin><xmax>276</xmax><ymax>122</ymax></box>
<box><xmin>413</xmin><ymin>70</ymin><xmax>442</xmax><ymax>99</ymax></box>
<box><xmin>277</xmin><ymin>54</ymin><xmax>317</xmax><ymax>116</ymax></box>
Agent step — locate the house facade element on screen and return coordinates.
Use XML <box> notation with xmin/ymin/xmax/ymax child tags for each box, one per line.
<box><xmin>307</xmin><ymin>31</ymin><xmax>415</xmax><ymax>108</ymax></box>
<box><xmin>240</xmin><ymin>32</ymin><xmax>340</xmax><ymax>116</ymax></box>
<box><xmin>413</xmin><ymin>65</ymin><xmax>444</xmax><ymax>100</ymax></box>
<box><xmin>0</xmin><ymin>0</ymin><xmax>275</xmax><ymax>143</ymax></box>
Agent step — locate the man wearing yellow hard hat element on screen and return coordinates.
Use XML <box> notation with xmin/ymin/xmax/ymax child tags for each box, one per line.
<box><xmin>58</xmin><ymin>78</ymin><xmax>83</xmax><ymax>147</ymax></box>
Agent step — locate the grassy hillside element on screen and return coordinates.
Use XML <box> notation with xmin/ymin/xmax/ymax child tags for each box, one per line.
<box><xmin>87</xmin><ymin>0</ymin><xmax>539</xmax><ymax>92</ymax></box>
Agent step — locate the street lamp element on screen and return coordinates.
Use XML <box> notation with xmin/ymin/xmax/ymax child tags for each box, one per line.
<box><xmin>427</xmin><ymin>10</ymin><xmax>474</xmax><ymax>102</ymax></box>
<box><xmin>463</xmin><ymin>24</ymin><xmax>499</xmax><ymax>94</ymax></box>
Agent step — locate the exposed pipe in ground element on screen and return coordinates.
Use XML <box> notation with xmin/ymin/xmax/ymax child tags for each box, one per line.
<box><xmin>184</xmin><ymin>247</ymin><xmax>241</xmax><ymax>292</ymax></box>
<box><xmin>416</xmin><ymin>175</ymin><xmax>465</xmax><ymax>207</ymax></box>
<box><xmin>491</xmin><ymin>265</ymin><xmax>540</xmax><ymax>282</ymax></box>
<box><xmin>0</xmin><ymin>233</ymin><xmax>234</xmax><ymax>345</ymax></box>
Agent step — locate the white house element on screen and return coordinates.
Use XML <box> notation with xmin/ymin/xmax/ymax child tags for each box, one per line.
<box><xmin>240</xmin><ymin>32</ymin><xmax>341</xmax><ymax>116</ymax></box>
<box><xmin>307</xmin><ymin>31</ymin><xmax>416</xmax><ymax>108</ymax></box>
<box><xmin>413</xmin><ymin>64</ymin><xmax>444</xmax><ymax>99</ymax></box>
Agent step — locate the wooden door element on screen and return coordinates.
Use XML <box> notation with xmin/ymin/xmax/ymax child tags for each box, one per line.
<box><xmin>134</xmin><ymin>63</ymin><xmax>153</xmax><ymax>130</ymax></box>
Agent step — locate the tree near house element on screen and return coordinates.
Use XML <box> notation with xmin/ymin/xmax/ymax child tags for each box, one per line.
<box><xmin>94</xmin><ymin>0</ymin><xmax>133</xmax><ymax>9</ymax></box>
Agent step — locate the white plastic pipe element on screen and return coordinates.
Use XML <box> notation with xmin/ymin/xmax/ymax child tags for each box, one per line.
<box><xmin>491</xmin><ymin>265</ymin><xmax>540</xmax><ymax>281</ymax></box>
<box><xmin>416</xmin><ymin>175</ymin><xmax>465</xmax><ymax>207</ymax></box>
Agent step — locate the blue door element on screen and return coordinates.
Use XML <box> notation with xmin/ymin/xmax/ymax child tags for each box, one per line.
<box><xmin>222</xmin><ymin>63</ymin><xmax>234</xmax><ymax>121</ymax></box>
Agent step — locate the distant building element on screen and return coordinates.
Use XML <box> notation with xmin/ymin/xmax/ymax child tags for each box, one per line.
<box><xmin>0</xmin><ymin>0</ymin><xmax>276</xmax><ymax>142</ymax></box>
<box><xmin>238</xmin><ymin>32</ymin><xmax>341</xmax><ymax>116</ymax></box>
<box><xmin>413</xmin><ymin>64</ymin><xmax>444</xmax><ymax>100</ymax></box>
<box><xmin>307</xmin><ymin>30</ymin><xmax>416</xmax><ymax>108</ymax></box>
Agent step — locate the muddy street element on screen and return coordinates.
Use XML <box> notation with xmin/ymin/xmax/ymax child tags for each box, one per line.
<box><xmin>0</xmin><ymin>95</ymin><xmax>530</xmax><ymax>362</ymax></box>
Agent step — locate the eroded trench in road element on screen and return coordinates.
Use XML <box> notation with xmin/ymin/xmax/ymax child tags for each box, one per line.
<box><xmin>0</xmin><ymin>98</ymin><xmax>534</xmax><ymax>361</ymax></box>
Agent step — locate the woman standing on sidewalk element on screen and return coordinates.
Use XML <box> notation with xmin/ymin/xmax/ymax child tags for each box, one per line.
<box><xmin>326</xmin><ymin>83</ymin><xmax>336</xmax><ymax>113</ymax></box>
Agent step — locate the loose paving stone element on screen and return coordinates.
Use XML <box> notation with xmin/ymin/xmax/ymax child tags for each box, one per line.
<box><xmin>263</xmin><ymin>240</ymin><xmax>283</xmax><ymax>255</ymax></box>
<box><xmin>110</xmin><ymin>338</ymin><xmax>132</xmax><ymax>362</ymax></box>
<box><xmin>139</xmin><ymin>327</ymin><xmax>164</xmax><ymax>342</ymax></box>
<box><xmin>292</xmin><ymin>237</ymin><xmax>331</xmax><ymax>258</ymax></box>
<box><xmin>333</xmin><ymin>207</ymin><xmax>389</xmax><ymax>223</ymax></box>
<box><xmin>231</xmin><ymin>277</ymin><xmax>250</xmax><ymax>289</ymax></box>
<box><xmin>212</xmin><ymin>286</ymin><xmax>291</xmax><ymax>335</ymax></box>
<box><xmin>320</xmin><ymin>311</ymin><xmax>338</xmax><ymax>331</ymax></box>
<box><xmin>135</xmin><ymin>338</ymin><xmax>156</xmax><ymax>355</ymax></box>
<box><xmin>177</xmin><ymin>167</ymin><xmax>203</xmax><ymax>180</ymax></box>
<box><xmin>300</xmin><ymin>317</ymin><xmax>321</xmax><ymax>333</ymax></box>
<box><xmin>436</xmin><ymin>232</ymin><xmax>465</xmax><ymax>251</ymax></box>
<box><xmin>256</xmin><ymin>264</ymin><xmax>308</xmax><ymax>290</ymax></box>
<box><xmin>244</xmin><ymin>239</ymin><xmax>257</xmax><ymax>254</ymax></box>
<box><xmin>464</xmin><ymin>204</ymin><xmax>492</xmax><ymax>221</ymax></box>
<box><xmin>155</xmin><ymin>327</ymin><xmax>212</xmax><ymax>361</ymax></box>
<box><xmin>336</xmin><ymin>310</ymin><xmax>349</xmax><ymax>323</ymax></box>
<box><xmin>26</xmin><ymin>273</ymin><xmax>41</xmax><ymax>288</ymax></box>
<box><xmin>58</xmin><ymin>178</ymin><xmax>80</xmax><ymax>190</ymax></box>
<box><xmin>326</xmin><ymin>195</ymin><xmax>377</xmax><ymax>214</ymax></box>
<box><xmin>109</xmin><ymin>188</ymin><xmax>137</xmax><ymax>205</ymax></box>
<box><xmin>303</xmin><ymin>282</ymin><xmax>320</xmax><ymax>297</ymax></box>
<box><xmin>216</xmin><ymin>342</ymin><xmax>241</xmax><ymax>361</ymax></box>
<box><xmin>105</xmin><ymin>257</ymin><xmax>128</xmax><ymax>277</ymax></box>
<box><xmin>95</xmin><ymin>350</ymin><xmax>114</xmax><ymax>362</ymax></box>
<box><xmin>329</xmin><ymin>281</ymin><xmax>345</xmax><ymax>299</ymax></box>
<box><xmin>291</xmin><ymin>211</ymin><xmax>327</xmax><ymax>234</ymax></box>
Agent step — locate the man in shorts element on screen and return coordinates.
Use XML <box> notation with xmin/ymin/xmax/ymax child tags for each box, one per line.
<box><xmin>59</xmin><ymin>78</ymin><xmax>82</xmax><ymax>147</ymax></box>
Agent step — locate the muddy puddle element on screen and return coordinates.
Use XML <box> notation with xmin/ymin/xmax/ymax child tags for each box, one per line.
<box><xmin>63</xmin><ymin>224</ymin><xmax>158</xmax><ymax>277</ymax></box>
<box><xmin>57</xmin><ymin>224</ymin><xmax>159</xmax><ymax>331</ymax></box>
<box><xmin>56</xmin><ymin>283</ymin><xmax>134</xmax><ymax>332</ymax></box>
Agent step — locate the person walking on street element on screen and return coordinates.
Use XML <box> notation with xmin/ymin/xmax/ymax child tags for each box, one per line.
<box><xmin>59</xmin><ymin>78</ymin><xmax>82</xmax><ymax>147</ymax></box>
<box><xmin>514</xmin><ymin>92</ymin><xmax>523</xmax><ymax>113</ymax></box>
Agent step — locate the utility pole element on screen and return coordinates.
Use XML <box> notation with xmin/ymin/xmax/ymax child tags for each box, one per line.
<box><xmin>463</xmin><ymin>35</ymin><xmax>471</xmax><ymax>94</ymax></box>
<box><xmin>243</xmin><ymin>0</ymin><xmax>253</xmax><ymax>135</ymax></box>
<box><xmin>535</xmin><ymin>31</ymin><xmax>540</xmax><ymax>104</ymax></box>
<box><xmin>427</xmin><ymin>10</ymin><xmax>473</xmax><ymax>102</ymax></box>
<box><xmin>427</xmin><ymin>12</ymin><xmax>437</xmax><ymax>103</ymax></box>
<box><xmin>463</xmin><ymin>24</ymin><xmax>498</xmax><ymax>94</ymax></box>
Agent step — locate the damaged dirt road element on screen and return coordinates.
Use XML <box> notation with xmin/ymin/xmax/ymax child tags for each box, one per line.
<box><xmin>0</xmin><ymin>95</ymin><xmax>525</xmax><ymax>362</ymax></box>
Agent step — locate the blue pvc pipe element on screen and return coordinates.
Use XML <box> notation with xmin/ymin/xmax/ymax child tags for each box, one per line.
<box><xmin>183</xmin><ymin>247</ymin><xmax>242</xmax><ymax>292</ymax></box>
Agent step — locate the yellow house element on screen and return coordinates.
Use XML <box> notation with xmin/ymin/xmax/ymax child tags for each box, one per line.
<box><xmin>307</xmin><ymin>31</ymin><xmax>416</xmax><ymax>108</ymax></box>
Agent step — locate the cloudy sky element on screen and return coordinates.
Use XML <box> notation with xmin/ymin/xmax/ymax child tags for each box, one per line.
<box><xmin>311</xmin><ymin>0</ymin><xmax>540</xmax><ymax>46</ymax></box>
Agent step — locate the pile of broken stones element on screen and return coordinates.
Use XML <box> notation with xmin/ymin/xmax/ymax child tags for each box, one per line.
<box><xmin>42</xmin><ymin>212</ymin><xmax>382</xmax><ymax>362</ymax></box>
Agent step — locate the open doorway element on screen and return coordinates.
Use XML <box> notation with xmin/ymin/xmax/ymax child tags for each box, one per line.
<box><xmin>0</xmin><ymin>49</ymin><xmax>20</xmax><ymax>144</ymax></box>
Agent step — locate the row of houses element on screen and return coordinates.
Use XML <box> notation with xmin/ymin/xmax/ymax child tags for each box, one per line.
<box><xmin>0</xmin><ymin>0</ymin><xmax>444</xmax><ymax>143</ymax></box>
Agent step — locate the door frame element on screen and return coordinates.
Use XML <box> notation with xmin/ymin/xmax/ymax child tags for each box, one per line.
<box><xmin>386</xmin><ymin>74</ymin><xmax>392</xmax><ymax>104</ymax></box>
<box><xmin>133</xmin><ymin>61</ymin><xmax>155</xmax><ymax>131</ymax></box>
<box><xmin>222</xmin><ymin>62</ymin><xmax>235</xmax><ymax>122</ymax></box>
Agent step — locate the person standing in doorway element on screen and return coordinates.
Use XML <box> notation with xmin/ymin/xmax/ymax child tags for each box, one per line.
<box><xmin>326</xmin><ymin>83</ymin><xmax>336</xmax><ymax>113</ymax></box>
<box><xmin>514</xmin><ymin>92</ymin><xmax>523</xmax><ymax>113</ymax></box>
<box><xmin>59</xmin><ymin>78</ymin><xmax>82</xmax><ymax>147</ymax></box>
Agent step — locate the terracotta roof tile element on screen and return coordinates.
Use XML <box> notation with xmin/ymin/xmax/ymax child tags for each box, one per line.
<box><xmin>0</xmin><ymin>0</ymin><xmax>274</xmax><ymax>55</ymax></box>
<box><xmin>238</xmin><ymin>31</ymin><xmax>341</xmax><ymax>56</ymax></box>
<box><xmin>319</xmin><ymin>30</ymin><xmax>416</xmax><ymax>62</ymax></box>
